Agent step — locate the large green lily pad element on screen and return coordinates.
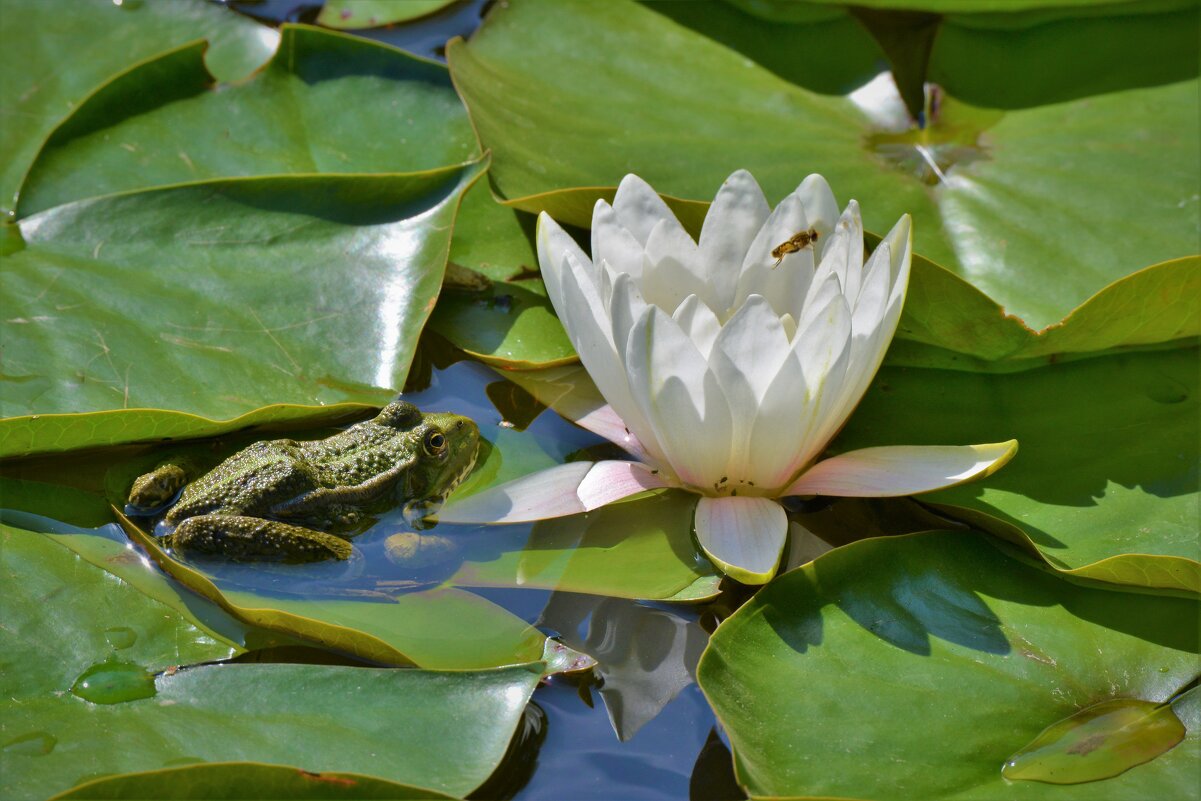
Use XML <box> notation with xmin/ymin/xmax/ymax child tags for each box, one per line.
<box><xmin>697</xmin><ymin>531</ymin><xmax>1201</xmax><ymax>800</ymax></box>
<box><xmin>837</xmin><ymin>346</ymin><xmax>1200</xmax><ymax>593</ymax></box>
<box><xmin>448</xmin><ymin>0</ymin><xmax>1198</xmax><ymax>329</ymax></box>
<box><xmin>0</xmin><ymin>0</ymin><xmax>276</xmax><ymax>215</ymax></box>
<box><xmin>687</xmin><ymin>1</ymin><xmax>1199</xmax><ymax>112</ymax></box>
<box><xmin>1</xmin><ymin>163</ymin><xmax>483</xmax><ymax>456</ymax></box>
<box><xmin>18</xmin><ymin>25</ymin><xmax>478</xmax><ymax>216</ymax></box>
<box><xmin>1</xmin><ymin>529</ymin><xmax>541</xmax><ymax>799</ymax></box>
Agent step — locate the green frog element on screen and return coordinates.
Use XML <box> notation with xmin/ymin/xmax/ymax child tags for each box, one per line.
<box><xmin>125</xmin><ymin>401</ymin><xmax>480</xmax><ymax>563</ymax></box>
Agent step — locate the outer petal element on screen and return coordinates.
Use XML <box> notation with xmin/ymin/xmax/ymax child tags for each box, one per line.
<box><xmin>695</xmin><ymin>496</ymin><xmax>787</xmax><ymax>585</ymax></box>
<box><xmin>784</xmin><ymin>441</ymin><xmax>1019</xmax><ymax>497</ymax></box>
<box><xmin>577</xmin><ymin>460</ymin><xmax>671</xmax><ymax>509</ymax></box>
<box><xmin>436</xmin><ymin>462</ymin><xmax>593</xmax><ymax>523</ymax></box>
<box><xmin>536</xmin><ymin>212</ymin><xmax>592</xmax><ymax>308</ymax></box>
<box><xmin>698</xmin><ymin>170</ymin><xmax>770</xmax><ymax>314</ymax></box>
<box><xmin>437</xmin><ymin>461</ymin><xmax>669</xmax><ymax>524</ymax></box>
<box><xmin>572</xmin><ymin>404</ymin><xmax>650</xmax><ymax>464</ymax></box>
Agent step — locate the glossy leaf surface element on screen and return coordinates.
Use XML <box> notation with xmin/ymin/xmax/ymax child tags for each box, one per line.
<box><xmin>0</xmin><ymin>0</ymin><xmax>276</xmax><ymax>214</ymax></box>
<box><xmin>19</xmin><ymin>25</ymin><xmax>477</xmax><ymax>215</ymax></box>
<box><xmin>449</xmin><ymin>0</ymin><xmax>1198</xmax><ymax>328</ymax></box>
<box><xmin>698</xmin><ymin>531</ymin><xmax>1201</xmax><ymax>800</ymax></box>
<box><xmin>2</xmin><ymin>164</ymin><xmax>483</xmax><ymax>455</ymax></box>
<box><xmin>838</xmin><ymin>347</ymin><xmax>1200</xmax><ymax>593</ymax></box>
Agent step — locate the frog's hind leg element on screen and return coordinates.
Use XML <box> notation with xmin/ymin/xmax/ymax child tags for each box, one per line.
<box><xmin>167</xmin><ymin>515</ymin><xmax>352</xmax><ymax>563</ymax></box>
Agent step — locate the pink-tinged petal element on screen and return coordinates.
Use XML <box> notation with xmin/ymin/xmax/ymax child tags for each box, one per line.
<box><xmin>612</xmin><ymin>173</ymin><xmax>680</xmax><ymax>246</ymax></box>
<box><xmin>573</xmin><ymin>403</ymin><xmax>649</xmax><ymax>463</ymax></box>
<box><xmin>436</xmin><ymin>462</ymin><xmax>594</xmax><ymax>524</ymax></box>
<box><xmin>437</xmin><ymin>461</ymin><xmax>670</xmax><ymax>525</ymax></box>
<box><xmin>695</xmin><ymin>496</ymin><xmax>788</xmax><ymax>585</ymax></box>
<box><xmin>577</xmin><ymin>460</ymin><xmax>670</xmax><ymax>510</ymax></box>
<box><xmin>784</xmin><ymin>441</ymin><xmax>1019</xmax><ymax>497</ymax></box>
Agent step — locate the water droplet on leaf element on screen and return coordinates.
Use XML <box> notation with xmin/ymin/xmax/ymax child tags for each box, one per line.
<box><xmin>3</xmin><ymin>731</ymin><xmax>56</xmax><ymax>756</ymax></box>
<box><xmin>104</xmin><ymin>626</ymin><xmax>137</xmax><ymax>650</ymax></box>
<box><xmin>71</xmin><ymin>660</ymin><xmax>157</xmax><ymax>704</ymax></box>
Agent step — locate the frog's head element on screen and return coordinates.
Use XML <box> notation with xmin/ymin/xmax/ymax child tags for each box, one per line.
<box><xmin>376</xmin><ymin>402</ymin><xmax>480</xmax><ymax>501</ymax></box>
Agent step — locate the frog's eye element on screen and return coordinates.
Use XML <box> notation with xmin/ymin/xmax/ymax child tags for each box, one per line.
<box><xmin>423</xmin><ymin>429</ymin><xmax>448</xmax><ymax>457</ymax></box>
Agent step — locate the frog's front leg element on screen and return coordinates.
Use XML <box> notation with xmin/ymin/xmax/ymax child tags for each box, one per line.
<box><xmin>126</xmin><ymin>463</ymin><xmax>191</xmax><ymax>514</ymax></box>
<box><xmin>166</xmin><ymin>515</ymin><xmax>353</xmax><ymax>563</ymax></box>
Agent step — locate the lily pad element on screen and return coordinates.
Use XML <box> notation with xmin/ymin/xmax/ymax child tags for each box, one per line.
<box><xmin>52</xmin><ymin>764</ymin><xmax>452</xmax><ymax>800</ymax></box>
<box><xmin>837</xmin><ymin>347</ymin><xmax>1200</xmax><ymax>593</ymax></box>
<box><xmin>1</xmin><ymin>163</ymin><xmax>483</xmax><ymax>455</ymax></box>
<box><xmin>2</xmin><ymin>531</ymin><xmax>541</xmax><ymax>799</ymax></box>
<box><xmin>892</xmin><ymin>253</ymin><xmax>1201</xmax><ymax>370</ymax></box>
<box><xmin>318</xmin><ymin>0</ymin><xmax>458</xmax><ymax>29</ymax></box>
<box><xmin>18</xmin><ymin>25</ymin><xmax>478</xmax><ymax>216</ymax></box>
<box><xmin>448</xmin><ymin>0</ymin><xmax>1199</xmax><ymax>329</ymax></box>
<box><xmin>118</xmin><ymin>515</ymin><xmax>550</xmax><ymax>670</ymax></box>
<box><xmin>0</xmin><ymin>0</ymin><xmax>277</xmax><ymax>215</ymax></box>
<box><xmin>697</xmin><ymin>0</ymin><xmax>1198</xmax><ymax>112</ymax></box>
<box><xmin>449</xmin><ymin>490</ymin><xmax>721</xmax><ymax>601</ymax></box>
<box><xmin>697</xmin><ymin>531</ymin><xmax>1201</xmax><ymax>800</ymax></box>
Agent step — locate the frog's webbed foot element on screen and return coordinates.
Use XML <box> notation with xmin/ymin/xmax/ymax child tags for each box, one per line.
<box><xmin>126</xmin><ymin>463</ymin><xmax>190</xmax><ymax>515</ymax></box>
<box><xmin>166</xmin><ymin>515</ymin><xmax>353</xmax><ymax>563</ymax></box>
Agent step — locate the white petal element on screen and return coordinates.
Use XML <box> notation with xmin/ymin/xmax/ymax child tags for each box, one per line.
<box><xmin>698</xmin><ymin>170</ymin><xmax>770</xmax><ymax>313</ymax></box>
<box><xmin>785</xmin><ymin>293</ymin><xmax>853</xmax><ymax>475</ymax></box>
<box><xmin>709</xmin><ymin>295</ymin><xmax>790</xmax><ymax>403</ymax></box>
<box><xmin>796</xmin><ymin>174</ymin><xmax>840</xmax><ymax>254</ymax></box>
<box><xmin>558</xmin><ymin>252</ymin><xmax>663</xmax><ymax>462</ymax></box>
<box><xmin>671</xmin><ymin>295</ymin><xmax>722</xmax><ymax>359</ymax></box>
<box><xmin>609</xmin><ymin>272</ymin><xmax>649</xmax><ymax>362</ymax></box>
<box><xmin>537</xmin><ymin>212</ymin><xmax>591</xmax><ymax>312</ymax></box>
<box><xmin>641</xmin><ymin>217</ymin><xmax>708</xmax><ymax>312</ymax></box>
<box><xmin>695</xmin><ymin>496</ymin><xmax>787</xmax><ymax>584</ymax></box>
<box><xmin>577</xmin><ymin>460</ymin><xmax>670</xmax><ymax>510</ymax></box>
<box><xmin>745</xmin><ymin>351</ymin><xmax>809</xmax><ymax>490</ymax></box>
<box><xmin>785</xmin><ymin>441</ymin><xmax>1019</xmax><ymax>497</ymax></box>
<box><xmin>436</xmin><ymin>462</ymin><xmax>593</xmax><ymax>523</ymax></box>
<box><xmin>625</xmin><ymin>306</ymin><xmax>733</xmax><ymax>489</ymax></box>
<box><xmin>734</xmin><ymin>191</ymin><xmax>815</xmax><ymax>318</ymax></box>
<box><xmin>707</xmin><ymin>296</ymin><xmax>790</xmax><ymax>480</ymax></box>
<box><xmin>592</xmin><ymin>200</ymin><xmax>644</xmax><ymax>282</ymax></box>
<box><xmin>612</xmin><ymin>173</ymin><xmax>680</xmax><ymax>246</ymax></box>
<box><xmin>834</xmin><ymin>200</ymin><xmax>865</xmax><ymax>303</ymax></box>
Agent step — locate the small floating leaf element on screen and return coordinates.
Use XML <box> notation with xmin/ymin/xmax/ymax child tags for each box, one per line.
<box><xmin>1003</xmin><ymin>697</ymin><xmax>1188</xmax><ymax>785</ymax></box>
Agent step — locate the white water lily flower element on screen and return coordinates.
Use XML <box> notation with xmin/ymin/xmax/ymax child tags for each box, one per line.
<box><xmin>440</xmin><ymin>171</ymin><xmax>1017</xmax><ymax>583</ymax></box>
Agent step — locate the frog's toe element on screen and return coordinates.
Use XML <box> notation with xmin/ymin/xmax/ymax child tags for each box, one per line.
<box><xmin>168</xmin><ymin>515</ymin><xmax>352</xmax><ymax>563</ymax></box>
<box><xmin>383</xmin><ymin>531</ymin><xmax>460</xmax><ymax>569</ymax></box>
